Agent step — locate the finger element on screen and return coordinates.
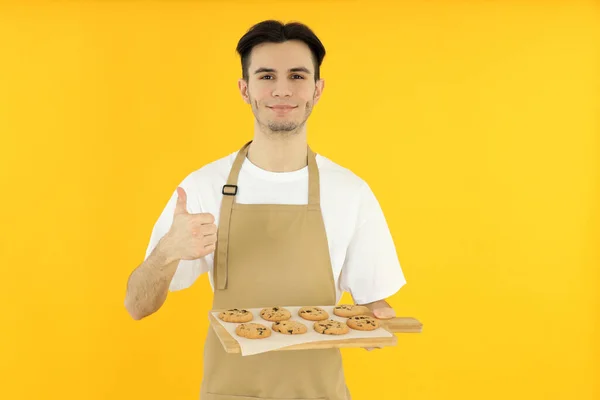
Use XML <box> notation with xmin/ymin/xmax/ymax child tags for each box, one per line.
<box><xmin>373</xmin><ymin>307</ymin><xmax>396</xmax><ymax>319</ymax></box>
<box><xmin>194</xmin><ymin>213</ymin><xmax>215</xmax><ymax>225</ymax></box>
<box><xmin>203</xmin><ymin>233</ymin><xmax>217</xmax><ymax>244</ymax></box>
<box><xmin>174</xmin><ymin>187</ymin><xmax>189</xmax><ymax>215</ymax></box>
<box><xmin>204</xmin><ymin>243</ymin><xmax>216</xmax><ymax>252</ymax></box>
<box><xmin>200</xmin><ymin>224</ymin><xmax>218</xmax><ymax>236</ymax></box>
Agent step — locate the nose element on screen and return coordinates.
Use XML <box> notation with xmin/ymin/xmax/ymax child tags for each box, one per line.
<box><xmin>272</xmin><ymin>81</ymin><xmax>292</xmax><ymax>98</ymax></box>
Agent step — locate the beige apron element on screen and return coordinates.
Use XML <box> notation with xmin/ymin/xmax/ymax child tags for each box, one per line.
<box><xmin>200</xmin><ymin>140</ymin><xmax>351</xmax><ymax>400</ymax></box>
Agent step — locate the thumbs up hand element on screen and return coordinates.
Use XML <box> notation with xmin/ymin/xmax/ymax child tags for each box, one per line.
<box><xmin>161</xmin><ymin>187</ymin><xmax>217</xmax><ymax>262</ymax></box>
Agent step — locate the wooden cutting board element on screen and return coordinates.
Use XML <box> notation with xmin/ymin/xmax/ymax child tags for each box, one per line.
<box><xmin>209</xmin><ymin>311</ymin><xmax>423</xmax><ymax>354</ymax></box>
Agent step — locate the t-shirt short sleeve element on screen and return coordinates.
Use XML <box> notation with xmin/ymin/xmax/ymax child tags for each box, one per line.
<box><xmin>144</xmin><ymin>175</ymin><xmax>212</xmax><ymax>292</ymax></box>
<box><xmin>339</xmin><ymin>182</ymin><xmax>407</xmax><ymax>305</ymax></box>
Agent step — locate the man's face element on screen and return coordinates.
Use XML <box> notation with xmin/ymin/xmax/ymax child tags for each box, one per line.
<box><xmin>238</xmin><ymin>40</ymin><xmax>324</xmax><ymax>134</ymax></box>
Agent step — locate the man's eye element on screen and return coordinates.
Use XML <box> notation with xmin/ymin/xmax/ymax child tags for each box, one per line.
<box><xmin>260</xmin><ymin>75</ymin><xmax>304</xmax><ymax>80</ymax></box>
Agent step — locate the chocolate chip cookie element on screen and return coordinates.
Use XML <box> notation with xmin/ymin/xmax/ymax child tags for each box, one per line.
<box><xmin>272</xmin><ymin>320</ymin><xmax>308</xmax><ymax>335</ymax></box>
<box><xmin>218</xmin><ymin>308</ymin><xmax>253</xmax><ymax>323</ymax></box>
<box><xmin>313</xmin><ymin>319</ymin><xmax>350</xmax><ymax>335</ymax></box>
<box><xmin>235</xmin><ymin>323</ymin><xmax>271</xmax><ymax>339</ymax></box>
<box><xmin>346</xmin><ymin>315</ymin><xmax>380</xmax><ymax>331</ymax></box>
<box><xmin>260</xmin><ymin>306</ymin><xmax>292</xmax><ymax>322</ymax></box>
<box><xmin>298</xmin><ymin>306</ymin><xmax>329</xmax><ymax>321</ymax></box>
<box><xmin>333</xmin><ymin>304</ymin><xmax>370</xmax><ymax>318</ymax></box>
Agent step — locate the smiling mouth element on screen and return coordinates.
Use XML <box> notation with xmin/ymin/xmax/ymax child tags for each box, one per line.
<box><xmin>268</xmin><ymin>106</ymin><xmax>297</xmax><ymax>113</ymax></box>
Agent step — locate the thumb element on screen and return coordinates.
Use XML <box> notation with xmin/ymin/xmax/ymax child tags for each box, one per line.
<box><xmin>373</xmin><ymin>307</ymin><xmax>396</xmax><ymax>319</ymax></box>
<box><xmin>174</xmin><ymin>187</ymin><xmax>189</xmax><ymax>215</ymax></box>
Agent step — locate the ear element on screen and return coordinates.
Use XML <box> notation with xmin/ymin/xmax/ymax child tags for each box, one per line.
<box><xmin>238</xmin><ymin>78</ymin><xmax>250</xmax><ymax>104</ymax></box>
<box><xmin>313</xmin><ymin>78</ymin><xmax>325</xmax><ymax>106</ymax></box>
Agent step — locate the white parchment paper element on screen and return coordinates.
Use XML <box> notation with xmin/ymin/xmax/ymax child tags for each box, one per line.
<box><xmin>211</xmin><ymin>305</ymin><xmax>393</xmax><ymax>356</ymax></box>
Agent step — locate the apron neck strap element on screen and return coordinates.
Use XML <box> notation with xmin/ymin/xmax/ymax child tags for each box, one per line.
<box><xmin>224</xmin><ymin>140</ymin><xmax>320</xmax><ymax>206</ymax></box>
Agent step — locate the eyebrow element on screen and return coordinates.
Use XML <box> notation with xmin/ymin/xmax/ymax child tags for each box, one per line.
<box><xmin>253</xmin><ymin>67</ymin><xmax>312</xmax><ymax>75</ymax></box>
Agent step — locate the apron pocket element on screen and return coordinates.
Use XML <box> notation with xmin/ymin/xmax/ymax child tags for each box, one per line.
<box><xmin>204</xmin><ymin>393</ymin><xmax>327</xmax><ymax>400</ymax></box>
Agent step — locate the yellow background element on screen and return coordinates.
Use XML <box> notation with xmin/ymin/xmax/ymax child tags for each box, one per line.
<box><xmin>1</xmin><ymin>1</ymin><xmax>598</xmax><ymax>399</ymax></box>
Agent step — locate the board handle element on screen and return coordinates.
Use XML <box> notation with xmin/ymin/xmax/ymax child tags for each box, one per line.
<box><xmin>378</xmin><ymin>317</ymin><xmax>423</xmax><ymax>333</ymax></box>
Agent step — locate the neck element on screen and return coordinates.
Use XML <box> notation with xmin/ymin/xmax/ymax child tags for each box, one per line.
<box><xmin>247</xmin><ymin>129</ymin><xmax>309</xmax><ymax>173</ymax></box>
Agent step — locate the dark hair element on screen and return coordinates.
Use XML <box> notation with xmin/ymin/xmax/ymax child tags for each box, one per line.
<box><xmin>236</xmin><ymin>20</ymin><xmax>326</xmax><ymax>82</ymax></box>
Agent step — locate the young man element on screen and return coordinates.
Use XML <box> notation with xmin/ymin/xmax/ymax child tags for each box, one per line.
<box><xmin>125</xmin><ymin>19</ymin><xmax>406</xmax><ymax>400</ymax></box>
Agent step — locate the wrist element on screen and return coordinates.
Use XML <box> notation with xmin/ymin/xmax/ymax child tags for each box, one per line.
<box><xmin>156</xmin><ymin>235</ymin><xmax>179</xmax><ymax>265</ymax></box>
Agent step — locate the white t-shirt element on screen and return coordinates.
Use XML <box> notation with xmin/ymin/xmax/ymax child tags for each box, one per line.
<box><xmin>144</xmin><ymin>150</ymin><xmax>406</xmax><ymax>304</ymax></box>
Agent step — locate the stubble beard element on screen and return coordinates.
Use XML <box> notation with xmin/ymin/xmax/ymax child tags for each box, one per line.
<box><xmin>251</xmin><ymin>96</ymin><xmax>313</xmax><ymax>138</ymax></box>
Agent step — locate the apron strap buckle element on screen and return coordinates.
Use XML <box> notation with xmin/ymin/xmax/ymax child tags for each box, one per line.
<box><xmin>222</xmin><ymin>184</ymin><xmax>238</xmax><ymax>196</ymax></box>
